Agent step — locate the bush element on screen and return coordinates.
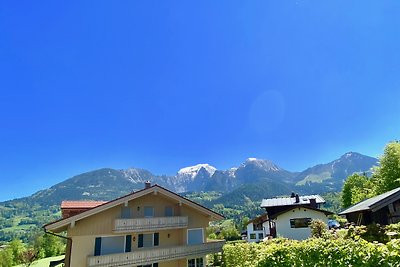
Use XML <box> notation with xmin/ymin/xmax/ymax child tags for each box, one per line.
<box><xmin>386</xmin><ymin>222</ymin><xmax>400</xmax><ymax>238</ymax></box>
<box><xmin>223</xmin><ymin>237</ymin><xmax>400</xmax><ymax>267</ymax></box>
<box><xmin>309</xmin><ymin>219</ymin><xmax>328</xmax><ymax>238</ymax></box>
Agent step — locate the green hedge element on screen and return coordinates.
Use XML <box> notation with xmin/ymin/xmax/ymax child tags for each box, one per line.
<box><xmin>223</xmin><ymin>238</ymin><xmax>400</xmax><ymax>267</ymax></box>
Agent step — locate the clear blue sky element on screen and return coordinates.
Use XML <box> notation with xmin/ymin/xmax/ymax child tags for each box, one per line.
<box><xmin>1</xmin><ymin>1</ymin><xmax>399</xmax><ymax>201</ymax></box>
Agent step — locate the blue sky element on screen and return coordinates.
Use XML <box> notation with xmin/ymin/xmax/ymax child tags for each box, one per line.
<box><xmin>1</xmin><ymin>1</ymin><xmax>400</xmax><ymax>201</ymax></box>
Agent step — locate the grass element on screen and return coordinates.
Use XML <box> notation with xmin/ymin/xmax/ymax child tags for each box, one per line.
<box><xmin>296</xmin><ymin>172</ymin><xmax>333</xmax><ymax>185</ymax></box>
<box><xmin>14</xmin><ymin>255</ymin><xmax>65</xmax><ymax>267</ymax></box>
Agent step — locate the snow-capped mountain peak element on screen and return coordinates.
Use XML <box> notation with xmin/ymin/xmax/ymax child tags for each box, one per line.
<box><xmin>178</xmin><ymin>164</ymin><xmax>217</xmax><ymax>178</ymax></box>
<box><xmin>243</xmin><ymin>158</ymin><xmax>281</xmax><ymax>171</ymax></box>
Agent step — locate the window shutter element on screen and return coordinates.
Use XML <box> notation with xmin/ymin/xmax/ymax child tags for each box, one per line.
<box><xmin>154</xmin><ymin>233</ymin><xmax>159</xmax><ymax>246</ymax></box>
<box><xmin>138</xmin><ymin>234</ymin><xmax>143</xmax><ymax>248</ymax></box>
<box><xmin>125</xmin><ymin>235</ymin><xmax>132</xmax><ymax>252</ymax></box>
<box><xmin>94</xmin><ymin>237</ymin><xmax>102</xmax><ymax>256</ymax></box>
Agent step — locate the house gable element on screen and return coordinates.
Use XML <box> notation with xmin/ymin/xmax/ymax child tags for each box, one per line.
<box><xmin>274</xmin><ymin>206</ymin><xmax>331</xmax><ymax>240</ymax></box>
<box><xmin>44</xmin><ymin>184</ymin><xmax>223</xmax><ymax>233</ymax></box>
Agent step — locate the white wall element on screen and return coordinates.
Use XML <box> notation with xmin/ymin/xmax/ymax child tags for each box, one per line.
<box><xmin>246</xmin><ymin>222</ymin><xmax>270</xmax><ymax>242</ymax></box>
<box><xmin>275</xmin><ymin>207</ymin><xmax>328</xmax><ymax>240</ymax></box>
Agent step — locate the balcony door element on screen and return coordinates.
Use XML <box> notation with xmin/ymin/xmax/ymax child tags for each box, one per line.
<box><xmin>94</xmin><ymin>235</ymin><xmax>131</xmax><ymax>256</ymax></box>
<box><xmin>121</xmin><ymin>207</ymin><xmax>131</xmax><ymax>219</ymax></box>
<box><xmin>144</xmin><ymin>206</ymin><xmax>154</xmax><ymax>218</ymax></box>
<box><xmin>165</xmin><ymin>206</ymin><xmax>173</xmax><ymax>217</ymax></box>
<box><xmin>138</xmin><ymin>233</ymin><xmax>159</xmax><ymax>248</ymax></box>
<box><xmin>187</xmin><ymin>228</ymin><xmax>203</xmax><ymax>245</ymax></box>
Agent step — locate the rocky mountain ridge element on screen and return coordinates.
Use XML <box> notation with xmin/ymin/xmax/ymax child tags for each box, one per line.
<box><xmin>3</xmin><ymin>152</ymin><xmax>378</xmax><ymax>206</ymax></box>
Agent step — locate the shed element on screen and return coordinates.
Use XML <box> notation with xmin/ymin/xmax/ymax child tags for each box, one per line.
<box><xmin>339</xmin><ymin>187</ymin><xmax>400</xmax><ymax>225</ymax></box>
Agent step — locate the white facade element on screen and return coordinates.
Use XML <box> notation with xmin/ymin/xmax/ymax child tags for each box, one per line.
<box><xmin>246</xmin><ymin>221</ymin><xmax>270</xmax><ymax>242</ymax></box>
<box><xmin>275</xmin><ymin>207</ymin><xmax>329</xmax><ymax>240</ymax></box>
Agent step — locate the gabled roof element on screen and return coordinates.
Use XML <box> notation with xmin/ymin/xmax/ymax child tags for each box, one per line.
<box><xmin>248</xmin><ymin>214</ymin><xmax>268</xmax><ymax>224</ymax></box>
<box><xmin>339</xmin><ymin>187</ymin><xmax>400</xmax><ymax>215</ymax></box>
<box><xmin>45</xmin><ymin>184</ymin><xmax>224</xmax><ymax>232</ymax></box>
<box><xmin>270</xmin><ymin>205</ymin><xmax>333</xmax><ymax>219</ymax></box>
<box><xmin>61</xmin><ymin>201</ymin><xmax>107</xmax><ymax>209</ymax></box>
<box><xmin>261</xmin><ymin>195</ymin><xmax>325</xmax><ymax>208</ymax></box>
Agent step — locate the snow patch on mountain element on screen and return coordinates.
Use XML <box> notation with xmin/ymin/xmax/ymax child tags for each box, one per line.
<box><xmin>243</xmin><ymin>158</ymin><xmax>281</xmax><ymax>171</ymax></box>
<box><xmin>178</xmin><ymin>164</ymin><xmax>217</xmax><ymax>178</ymax></box>
<box><xmin>122</xmin><ymin>168</ymin><xmax>146</xmax><ymax>183</ymax></box>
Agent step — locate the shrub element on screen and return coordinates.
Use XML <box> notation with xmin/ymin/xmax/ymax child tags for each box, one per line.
<box><xmin>309</xmin><ymin>219</ymin><xmax>328</xmax><ymax>238</ymax></box>
<box><xmin>223</xmin><ymin>237</ymin><xmax>400</xmax><ymax>267</ymax></box>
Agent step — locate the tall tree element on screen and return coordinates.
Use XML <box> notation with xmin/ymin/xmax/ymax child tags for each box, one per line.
<box><xmin>342</xmin><ymin>173</ymin><xmax>375</xmax><ymax>208</ymax></box>
<box><xmin>374</xmin><ymin>141</ymin><xmax>400</xmax><ymax>194</ymax></box>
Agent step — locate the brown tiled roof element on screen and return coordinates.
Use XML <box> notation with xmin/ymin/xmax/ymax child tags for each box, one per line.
<box><xmin>61</xmin><ymin>201</ymin><xmax>108</xmax><ymax>209</ymax></box>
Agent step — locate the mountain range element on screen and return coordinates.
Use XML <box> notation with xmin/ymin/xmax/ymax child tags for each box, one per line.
<box><xmin>18</xmin><ymin>152</ymin><xmax>378</xmax><ymax>205</ymax></box>
<box><xmin>0</xmin><ymin>152</ymin><xmax>379</xmax><ymax>242</ymax></box>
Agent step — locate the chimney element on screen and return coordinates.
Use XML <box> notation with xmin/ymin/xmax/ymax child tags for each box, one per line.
<box><xmin>295</xmin><ymin>194</ymin><xmax>300</xmax><ymax>203</ymax></box>
<box><xmin>145</xmin><ymin>181</ymin><xmax>151</xmax><ymax>189</ymax></box>
<box><xmin>309</xmin><ymin>198</ymin><xmax>317</xmax><ymax>208</ymax></box>
<box><xmin>290</xmin><ymin>192</ymin><xmax>296</xmax><ymax>198</ymax></box>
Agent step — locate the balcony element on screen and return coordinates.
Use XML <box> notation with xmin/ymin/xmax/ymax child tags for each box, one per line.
<box><xmin>87</xmin><ymin>240</ymin><xmax>225</xmax><ymax>267</ymax></box>
<box><xmin>114</xmin><ymin>216</ymin><xmax>188</xmax><ymax>233</ymax></box>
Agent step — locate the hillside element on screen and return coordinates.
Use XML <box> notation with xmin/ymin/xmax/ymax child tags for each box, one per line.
<box><xmin>0</xmin><ymin>152</ymin><xmax>378</xmax><ymax>242</ymax></box>
<box><xmin>294</xmin><ymin>152</ymin><xmax>379</xmax><ymax>193</ymax></box>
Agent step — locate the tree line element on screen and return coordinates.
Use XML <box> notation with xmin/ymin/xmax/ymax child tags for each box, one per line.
<box><xmin>342</xmin><ymin>141</ymin><xmax>400</xmax><ymax>208</ymax></box>
<box><xmin>0</xmin><ymin>233</ymin><xmax>65</xmax><ymax>267</ymax></box>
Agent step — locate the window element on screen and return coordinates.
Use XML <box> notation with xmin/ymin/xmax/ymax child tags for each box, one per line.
<box><xmin>188</xmin><ymin>258</ymin><xmax>203</xmax><ymax>267</ymax></box>
<box><xmin>253</xmin><ymin>223</ymin><xmax>263</xmax><ymax>231</ymax></box>
<box><xmin>121</xmin><ymin>207</ymin><xmax>131</xmax><ymax>219</ymax></box>
<box><xmin>249</xmin><ymin>233</ymin><xmax>256</xmax><ymax>239</ymax></box>
<box><xmin>290</xmin><ymin>218</ymin><xmax>312</xmax><ymax>228</ymax></box>
<box><xmin>144</xmin><ymin>206</ymin><xmax>154</xmax><ymax>218</ymax></box>
<box><xmin>258</xmin><ymin>233</ymin><xmax>264</xmax><ymax>239</ymax></box>
<box><xmin>94</xmin><ymin>236</ymin><xmax>125</xmax><ymax>256</ymax></box>
<box><xmin>138</xmin><ymin>233</ymin><xmax>159</xmax><ymax>248</ymax></box>
<box><xmin>187</xmin><ymin>229</ymin><xmax>203</xmax><ymax>245</ymax></box>
<box><xmin>143</xmin><ymin>234</ymin><xmax>153</xmax><ymax>247</ymax></box>
<box><xmin>165</xmin><ymin>206</ymin><xmax>173</xmax><ymax>217</ymax></box>
<box><xmin>137</xmin><ymin>264</ymin><xmax>158</xmax><ymax>267</ymax></box>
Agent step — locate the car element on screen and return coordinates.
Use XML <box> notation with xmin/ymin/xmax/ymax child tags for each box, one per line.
<box><xmin>328</xmin><ymin>219</ymin><xmax>340</xmax><ymax>229</ymax></box>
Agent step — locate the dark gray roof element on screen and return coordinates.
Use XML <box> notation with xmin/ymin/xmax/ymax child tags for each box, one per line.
<box><xmin>260</xmin><ymin>195</ymin><xmax>325</xmax><ymax>208</ymax></box>
<box><xmin>339</xmin><ymin>187</ymin><xmax>400</xmax><ymax>215</ymax></box>
<box><xmin>248</xmin><ymin>213</ymin><xmax>268</xmax><ymax>224</ymax></box>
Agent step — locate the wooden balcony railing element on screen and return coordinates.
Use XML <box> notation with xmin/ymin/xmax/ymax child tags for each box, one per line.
<box><xmin>87</xmin><ymin>240</ymin><xmax>225</xmax><ymax>267</ymax></box>
<box><xmin>114</xmin><ymin>216</ymin><xmax>188</xmax><ymax>233</ymax></box>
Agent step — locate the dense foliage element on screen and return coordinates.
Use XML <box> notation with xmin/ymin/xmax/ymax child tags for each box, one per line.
<box><xmin>0</xmin><ymin>201</ymin><xmax>61</xmax><ymax>243</ymax></box>
<box><xmin>375</xmin><ymin>142</ymin><xmax>400</xmax><ymax>194</ymax></box>
<box><xmin>0</xmin><ymin>234</ymin><xmax>65</xmax><ymax>267</ymax></box>
<box><xmin>309</xmin><ymin>219</ymin><xmax>328</xmax><ymax>238</ymax></box>
<box><xmin>223</xmin><ymin>238</ymin><xmax>400</xmax><ymax>267</ymax></box>
<box><xmin>342</xmin><ymin>173</ymin><xmax>375</xmax><ymax>208</ymax></box>
<box><xmin>207</xmin><ymin>220</ymin><xmax>241</xmax><ymax>241</ymax></box>
<box><xmin>320</xmin><ymin>191</ymin><xmax>342</xmax><ymax>213</ymax></box>
<box><xmin>342</xmin><ymin>141</ymin><xmax>400</xmax><ymax>208</ymax></box>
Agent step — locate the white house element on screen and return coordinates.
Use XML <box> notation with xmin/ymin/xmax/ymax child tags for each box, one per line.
<box><xmin>251</xmin><ymin>193</ymin><xmax>333</xmax><ymax>240</ymax></box>
<box><xmin>246</xmin><ymin>214</ymin><xmax>270</xmax><ymax>242</ymax></box>
<box><xmin>271</xmin><ymin>205</ymin><xmax>332</xmax><ymax>240</ymax></box>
